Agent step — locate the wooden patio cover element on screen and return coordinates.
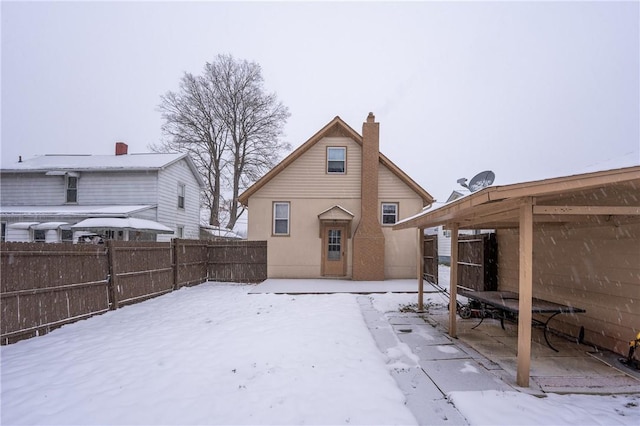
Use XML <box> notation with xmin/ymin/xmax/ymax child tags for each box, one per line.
<box><xmin>393</xmin><ymin>165</ymin><xmax>640</xmax><ymax>387</ymax></box>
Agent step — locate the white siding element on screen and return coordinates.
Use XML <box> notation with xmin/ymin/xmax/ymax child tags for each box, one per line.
<box><xmin>6</xmin><ymin>228</ymin><xmax>30</xmax><ymax>242</ymax></box>
<box><xmin>78</xmin><ymin>171</ymin><xmax>158</xmax><ymax>205</ymax></box>
<box><xmin>1</xmin><ymin>174</ymin><xmax>66</xmax><ymax>205</ymax></box>
<box><xmin>0</xmin><ymin>171</ymin><xmax>158</xmax><ymax>206</ymax></box>
<box><xmin>156</xmin><ymin>159</ymin><xmax>201</xmax><ymax>241</ymax></box>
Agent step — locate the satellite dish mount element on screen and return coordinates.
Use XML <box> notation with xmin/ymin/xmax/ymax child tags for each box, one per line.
<box><xmin>458</xmin><ymin>170</ymin><xmax>495</xmax><ymax>192</ymax></box>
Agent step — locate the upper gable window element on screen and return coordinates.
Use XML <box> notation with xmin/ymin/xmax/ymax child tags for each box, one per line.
<box><xmin>66</xmin><ymin>176</ymin><xmax>78</xmax><ymax>203</ymax></box>
<box><xmin>327</xmin><ymin>147</ymin><xmax>346</xmax><ymax>174</ymax></box>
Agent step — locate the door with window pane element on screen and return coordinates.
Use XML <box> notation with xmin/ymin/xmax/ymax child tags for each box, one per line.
<box><xmin>323</xmin><ymin>225</ymin><xmax>346</xmax><ymax>276</ymax></box>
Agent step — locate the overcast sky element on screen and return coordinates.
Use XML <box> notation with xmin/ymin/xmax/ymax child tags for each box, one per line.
<box><xmin>2</xmin><ymin>0</ymin><xmax>639</xmax><ymax>207</ymax></box>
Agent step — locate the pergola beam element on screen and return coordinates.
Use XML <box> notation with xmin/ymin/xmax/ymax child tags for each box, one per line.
<box><xmin>533</xmin><ymin>205</ymin><xmax>640</xmax><ymax>216</ymax></box>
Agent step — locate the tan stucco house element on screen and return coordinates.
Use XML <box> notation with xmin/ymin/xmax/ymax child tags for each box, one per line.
<box><xmin>238</xmin><ymin>113</ymin><xmax>433</xmax><ymax>280</ymax></box>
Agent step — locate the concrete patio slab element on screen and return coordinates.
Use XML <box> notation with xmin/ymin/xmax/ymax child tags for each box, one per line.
<box><xmin>249</xmin><ymin>279</ymin><xmax>420</xmax><ymax>294</ymax></box>
<box><xmin>426</xmin><ymin>304</ymin><xmax>640</xmax><ymax>394</ymax></box>
<box><xmin>392</xmin><ymin>325</ymin><xmax>454</xmax><ymax>346</ymax></box>
<box><xmin>390</xmin><ymin>367</ymin><xmax>469</xmax><ymax>426</ymax></box>
<box><xmin>418</xmin><ymin>358</ymin><xmax>514</xmax><ymax>393</ymax></box>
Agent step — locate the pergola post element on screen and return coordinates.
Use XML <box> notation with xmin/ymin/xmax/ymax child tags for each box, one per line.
<box><xmin>417</xmin><ymin>227</ymin><xmax>424</xmax><ymax>311</ymax></box>
<box><xmin>517</xmin><ymin>198</ymin><xmax>534</xmax><ymax>387</ymax></box>
<box><xmin>449</xmin><ymin>223</ymin><xmax>459</xmax><ymax>338</ymax></box>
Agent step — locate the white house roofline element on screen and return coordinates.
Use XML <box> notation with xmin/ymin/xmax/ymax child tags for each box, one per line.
<box><xmin>1</xmin><ymin>153</ymin><xmax>206</xmax><ymax>188</ymax></box>
<box><xmin>0</xmin><ymin>205</ymin><xmax>156</xmax><ymax>217</ymax></box>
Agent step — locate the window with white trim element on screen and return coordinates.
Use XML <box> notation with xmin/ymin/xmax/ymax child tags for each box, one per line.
<box><xmin>327</xmin><ymin>147</ymin><xmax>346</xmax><ymax>174</ymax></box>
<box><xmin>66</xmin><ymin>175</ymin><xmax>78</xmax><ymax>203</ymax></box>
<box><xmin>273</xmin><ymin>202</ymin><xmax>290</xmax><ymax>235</ymax></box>
<box><xmin>177</xmin><ymin>184</ymin><xmax>185</xmax><ymax>209</ymax></box>
<box><xmin>381</xmin><ymin>203</ymin><xmax>398</xmax><ymax>225</ymax></box>
<box><xmin>61</xmin><ymin>229</ymin><xmax>73</xmax><ymax>242</ymax></box>
<box><xmin>33</xmin><ymin>229</ymin><xmax>46</xmax><ymax>242</ymax></box>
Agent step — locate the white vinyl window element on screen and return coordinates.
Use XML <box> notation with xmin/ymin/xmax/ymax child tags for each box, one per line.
<box><xmin>327</xmin><ymin>147</ymin><xmax>346</xmax><ymax>174</ymax></box>
<box><xmin>273</xmin><ymin>202</ymin><xmax>290</xmax><ymax>235</ymax></box>
<box><xmin>381</xmin><ymin>203</ymin><xmax>398</xmax><ymax>225</ymax></box>
<box><xmin>33</xmin><ymin>229</ymin><xmax>46</xmax><ymax>242</ymax></box>
<box><xmin>66</xmin><ymin>175</ymin><xmax>78</xmax><ymax>203</ymax></box>
<box><xmin>177</xmin><ymin>184</ymin><xmax>185</xmax><ymax>209</ymax></box>
<box><xmin>61</xmin><ymin>229</ymin><xmax>73</xmax><ymax>242</ymax></box>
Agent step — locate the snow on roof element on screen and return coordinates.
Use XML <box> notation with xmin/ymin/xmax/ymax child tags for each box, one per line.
<box><xmin>0</xmin><ymin>205</ymin><xmax>155</xmax><ymax>217</ymax></box>
<box><xmin>1</xmin><ymin>153</ymin><xmax>187</xmax><ymax>172</ymax></box>
<box><xmin>71</xmin><ymin>217</ymin><xmax>173</xmax><ymax>234</ymax></box>
<box><xmin>32</xmin><ymin>222</ymin><xmax>70</xmax><ymax>230</ymax></box>
<box><xmin>200</xmin><ymin>225</ymin><xmax>244</xmax><ymax>239</ymax></box>
<box><xmin>7</xmin><ymin>222</ymin><xmax>40</xmax><ymax>229</ymax></box>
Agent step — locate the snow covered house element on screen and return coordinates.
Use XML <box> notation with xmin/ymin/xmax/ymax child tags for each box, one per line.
<box><xmin>238</xmin><ymin>113</ymin><xmax>434</xmax><ymax>280</ymax></box>
<box><xmin>0</xmin><ymin>143</ymin><xmax>204</xmax><ymax>242</ymax></box>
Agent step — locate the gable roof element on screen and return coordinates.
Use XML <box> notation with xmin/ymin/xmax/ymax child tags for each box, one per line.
<box><xmin>317</xmin><ymin>205</ymin><xmax>355</xmax><ymax>221</ymax></box>
<box><xmin>1</xmin><ymin>152</ymin><xmax>205</xmax><ymax>187</ymax></box>
<box><xmin>394</xmin><ymin>165</ymin><xmax>640</xmax><ymax>231</ymax></box>
<box><xmin>238</xmin><ymin>116</ymin><xmax>433</xmax><ymax>206</ymax></box>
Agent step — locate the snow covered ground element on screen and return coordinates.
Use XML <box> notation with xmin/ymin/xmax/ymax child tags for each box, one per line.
<box><xmin>1</xmin><ymin>282</ymin><xmax>638</xmax><ymax>425</ymax></box>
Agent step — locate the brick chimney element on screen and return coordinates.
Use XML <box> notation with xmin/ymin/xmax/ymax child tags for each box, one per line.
<box><xmin>352</xmin><ymin>112</ymin><xmax>385</xmax><ymax>280</ymax></box>
<box><xmin>115</xmin><ymin>142</ymin><xmax>128</xmax><ymax>156</ymax></box>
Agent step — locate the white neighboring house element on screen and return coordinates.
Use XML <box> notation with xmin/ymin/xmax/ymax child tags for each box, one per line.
<box><xmin>424</xmin><ymin>189</ymin><xmax>492</xmax><ymax>264</ymax></box>
<box><xmin>0</xmin><ymin>143</ymin><xmax>204</xmax><ymax>243</ymax></box>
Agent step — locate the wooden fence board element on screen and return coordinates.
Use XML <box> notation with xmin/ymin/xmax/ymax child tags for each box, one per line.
<box><xmin>175</xmin><ymin>239</ymin><xmax>208</xmax><ymax>288</ymax></box>
<box><xmin>457</xmin><ymin>233</ymin><xmax>498</xmax><ymax>291</ymax></box>
<box><xmin>423</xmin><ymin>235</ymin><xmax>438</xmax><ymax>284</ymax></box>
<box><xmin>208</xmin><ymin>241</ymin><xmax>267</xmax><ymax>283</ymax></box>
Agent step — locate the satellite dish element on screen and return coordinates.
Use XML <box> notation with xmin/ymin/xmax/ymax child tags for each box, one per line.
<box><xmin>468</xmin><ymin>170</ymin><xmax>495</xmax><ymax>192</ymax></box>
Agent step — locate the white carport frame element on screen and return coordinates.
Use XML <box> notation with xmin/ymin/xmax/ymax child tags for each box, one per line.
<box><xmin>394</xmin><ymin>166</ymin><xmax>640</xmax><ymax>387</ymax></box>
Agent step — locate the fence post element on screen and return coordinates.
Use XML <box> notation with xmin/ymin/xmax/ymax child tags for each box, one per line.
<box><xmin>172</xmin><ymin>238</ymin><xmax>179</xmax><ymax>290</ymax></box>
<box><xmin>206</xmin><ymin>241</ymin><xmax>211</xmax><ymax>282</ymax></box>
<box><xmin>106</xmin><ymin>239</ymin><xmax>119</xmax><ymax>310</ymax></box>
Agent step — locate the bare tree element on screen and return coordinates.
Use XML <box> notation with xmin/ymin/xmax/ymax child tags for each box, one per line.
<box><xmin>153</xmin><ymin>54</ymin><xmax>290</xmax><ymax>229</ymax></box>
<box><xmin>204</xmin><ymin>55</ymin><xmax>290</xmax><ymax>229</ymax></box>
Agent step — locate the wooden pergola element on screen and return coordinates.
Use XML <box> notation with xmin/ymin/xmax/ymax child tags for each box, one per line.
<box><xmin>393</xmin><ymin>166</ymin><xmax>640</xmax><ymax>387</ymax></box>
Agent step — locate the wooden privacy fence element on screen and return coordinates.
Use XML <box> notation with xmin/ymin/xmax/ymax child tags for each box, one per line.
<box><xmin>457</xmin><ymin>233</ymin><xmax>498</xmax><ymax>291</ymax></box>
<box><xmin>423</xmin><ymin>235</ymin><xmax>438</xmax><ymax>284</ymax></box>
<box><xmin>208</xmin><ymin>240</ymin><xmax>267</xmax><ymax>283</ymax></box>
<box><xmin>1</xmin><ymin>243</ymin><xmax>110</xmax><ymax>345</ymax></box>
<box><xmin>1</xmin><ymin>239</ymin><xmax>267</xmax><ymax>344</ymax></box>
